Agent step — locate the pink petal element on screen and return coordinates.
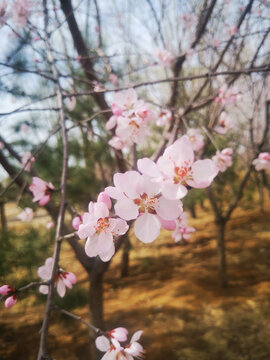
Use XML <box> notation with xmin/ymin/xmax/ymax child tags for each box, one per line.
<box><xmin>99</xmin><ymin>243</ymin><xmax>115</xmax><ymax>262</ymax></box>
<box><xmin>158</xmin><ymin>217</ymin><xmax>176</xmax><ymax>231</ymax></box>
<box><xmin>161</xmin><ymin>182</ymin><xmax>187</xmax><ymax>200</ymax></box>
<box><xmin>137</xmin><ymin>158</ymin><xmax>161</xmax><ymax>178</ymax></box>
<box><xmin>155</xmin><ymin>196</ymin><xmax>182</xmax><ymax>221</ymax></box>
<box><xmin>85</xmin><ymin>235</ymin><xmax>99</xmax><ymax>258</ymax></box>
<box><xmin>114</xmin><ymin>171</ymin><xmax>142</xmax><ymax>199</ymax></box>
<box><xmin>134</xmin><ymin>213</ymin><xmax>160</xmax><ymax>243</ymax></box>
<box><xmin>57</xmin><ymin>279</ymin><xmax>66</xmax><ymax>298</ymax></box>
<box><xmin>188</xmin><ymin>159</ymin><xmax>218</xmax><ymax>188</ymax></box>
<box><xmin>39</xmin><ymin>285</ymin><xmax>49</xmax><ymax>295</ymax></box>
<box><xmin>110</xmin><ymin>327</ymin><xmax>128</xmax><ymax>342</ymax></box>
<box><xmin>130</xmin><ymin>330</ymin><xmax>143</xmax><ymax>343</ymax></box>
<box><xmin>97</xmin><ymin>192</ymin><xmax>112</xmax><ymax>209</ymax></box>
<box><xmin>115</xmin><ymin>198</ymin><xmax>139</xmax><ymax>221</ymax></box>
<box><xmin>95</xmin><ymin>335</ymin><xmax>110</xmax><ymax>352</ymax></box>
<box><xmin>39</xmin><ymin>194</ymin><xmax>51</xmax><ymax>206</ymax></box>
<box><xmin>94</xmin><ymin>202</ymin><xmax>109</xmax><ymax>220</ymax></box>
<box><xmin>109</xmin><ymin>218</ymin><xmax>129</xmax><ymax>236</ymax></box>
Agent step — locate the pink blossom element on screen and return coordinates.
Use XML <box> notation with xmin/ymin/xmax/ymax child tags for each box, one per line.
<box><xmin>29</xmin><ymin>177</ymin><xmax>55</xmax><ymax>206</ymax></box>
<box><xmin>46</xmin><ymin>221</ymin><xmax>54</xmax><ymax>229</ymax></box>
<box><xmin>109</xmin><ymin>73</ymin><xmax>118</xmax><ymax>86</ymax></box>
<box><xmin>214</xmin><ymin>86</ymin><xmax>238</xmax><ymax>105</ymax></box>
<box><xmin>97</xmin><ymin>191</ymin><xmax>112</xmax><ymax>210</ymax></box>
<box><xmin>12</xmin><ymin>0</ymin><xmax>31</xmax><ymax>28</ymax></box>
<box><xmin>172</xmin><ymin>212</ymin><xmax>196</xmax><ymax>242</ymax></box>
<box><xmin>214</xmin><ymin>111</ymin><xmax>233</xmax><ymax>134</ymax></box>
<box><xmin>93</xmin><ymin>81</ymin><xmax>105</xmax><ymax>92</ymax></box>
<box><xmin>21</xmin><ymin>151</ymin><xmax>35</xmax><ymax>172</ymax></box>
<box><xmin>0</xmin><ymin>0</ymin><xmax>9</xmax><ymax>27</ymax></box>
<box><xmin>72</xmin><ymin>215</ymin><xmax>82</xmax><ymax>230</ymax></box>
<box><xmin>107</xmin><ymin>89</ymin><xmax>154</xmax><ymax>149</ymax></box>
<box><xmin>0</xmin><ymin>285</ymin><xmax>17</xmax><ymax>309</ymax></box>
<box><xmin>77</xmin><ymin>201</ymin><xmax>129</xmax><ymax>262</ymax></box>
<box><xmin>252</xmin><ymin>152</ymin><xmax>270</xmax><ymax>171</ymax></box>
<box><xmin>186</xmin><ymin>128</ymin><xmax>204</xmax><ymax>152</ymax></box>
<box><xmin>17</xmin><ymin>207</ymin><xmax>33</xmax><ymax>222</ymax></box>
<box><xmin>0</xmin><ymin>141</ymin><xmax>4</xmax><ymax>150</ymax></box>
<box><xmin>156</xmin><ymin>109</ymin><xmax>172</xmax><ymax>126</ymax></box>
<box><xmin>212</xmin><ymin>148</ymin><xmax>233</xmax><ymax>172</ymax></box>
<box><xmin>105</xmin><ymin>171</ymin><xmax>183</xmax><ymax>243</ymax></box>
<box><xmin>38</xmin><ymin>257</ymin><xmax>77</xmax><ymax>298</ymax></box>
<box><xmin>138</xmin><ymin>136</ymin><xmax>219</xmax><ymax>201</ymax></box>
<box><xmin>155</xmin><ymin>48</ymin><xmax>174</xmax><ymax>67</ymax></box>
<box><xmin>96</xmin><ymin>329</ymin><xmax>145</xmax><ymax>360</ymax></box>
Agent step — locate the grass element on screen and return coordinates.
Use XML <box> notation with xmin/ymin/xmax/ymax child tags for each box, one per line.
<box><xmin>0</xmin><ymin>200</ymin><xmax>270</xmax><ymax>359</ymax></box>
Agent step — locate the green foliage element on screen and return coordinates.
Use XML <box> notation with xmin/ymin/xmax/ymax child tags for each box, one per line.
<box><xmin>0</xmin><ymin>227</ymin><xmax>53</xmax><ymax>284</ymax></box>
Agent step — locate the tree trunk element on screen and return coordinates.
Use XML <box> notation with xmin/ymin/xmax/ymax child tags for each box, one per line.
<box><xmin>217</xmin><ymin>221</ymin><xmax>227</xmax><ymax>287</ymax></box>
<box><xmin>189</xmin><ymin>204</ymin><xmax>197</xmax><ymax>218</ymax></box>
<box><xmin>0</xmin><ymin>201</ymin><xmax>7</xmax><ymax>232</ymax></box>
<box><xmin>121</xmin><ymin>236</ymin><xmax>131</xmax><ymax>278</ymax></box>
<box><xmin>89</xmin><ymin>271</ymin><xmax>105</xmax><ymax>360</ymax></box>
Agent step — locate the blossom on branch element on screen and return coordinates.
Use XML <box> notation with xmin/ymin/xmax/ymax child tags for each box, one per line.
<box><xmin>172</xmin><ymin>212</ymin><xmax>196</xmax><ymax>243</ymax></box>
<box><xmin>12</xmin><ymin>0</ymin><xmax>31</xmax><ymax>28</ymax></box>
<box><xmin>105</xmin><ymin>171</ymin><xmax>183</xmax><ymax>243</ymax></box>
<box><xmin>156</xmin><ymin>109</ymin><xmax>172</xmax><ymax>127</ymax></box>
<box><xmin>96</xmin><ymin>328</ymin><xmax>145</xmax><ymax>360</ymax></box>
<box><xmin>252</xmin><ymin>152</ymin><xmax>270</xmax><ymax>171</ymax></box>
<box><xmin>0</xmin><ymin>285</ymin><xmax>17</xmax><ymax>308</ymax></box>
<box><xmin>214</xmin><ymin>85</ymin><xmax>238</xmax><ymax>105</ymax></box>
<box><xmin>106</xmin><ymin>89</ymin><xmax>154</xmax><ymax>149</ymax></box>
<box><xmin>77</xmin><ymin>201</ymin><xmax>129</xmax><ymax>262</ymax></box>
<box><xmin>186</xmin><ymin>128</ymin><xmax>204</xmax><ymax>152</ymax></box>
<box><xmin>212</xmin><ymin>148</ymin><xmax>233</xmax><ymax>172</ymax></box>
<box><xmin>38</xmin><ymin>257</ymin><xmax>77</xmax><ymax>298</ymax></box>
<box><xmin>214</xmin><ymin>111</ymin><xmax>233</xmax><ymax>134</ymax></box>
<box><xmin>138</xmin><ymin>135</ymin><xmax>218</xmax><ymax>200</ymax></box>
<box><xmin>29</xmin><ymin>177</ymin><xmax>55</xmax><ymax>206</ymax></box>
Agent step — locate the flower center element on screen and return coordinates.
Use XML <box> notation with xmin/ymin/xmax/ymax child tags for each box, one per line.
<box><xmin>173</xmin><ymin>164</ymin><xmax>193</xmax><ymax>184</ymax></box>
<box><xmin>133</xmin><ymin>192</ymin><xmax>158</xmax><ymax>214</ymax></box>
<box><xmin>95</xmin><ymin>217</ymin><xmax>109</xmax><ymax>234</ymax></box>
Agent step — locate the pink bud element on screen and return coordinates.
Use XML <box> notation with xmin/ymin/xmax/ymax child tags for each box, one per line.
<box><xmin>0</xmin><ymin>285</ymin><xmax>13</xmax><ymax>295</ymax></box>
<box><xmin>72</xmin><ymin>215</ymin><xmax>82</xmax><ymax>230</ymax></box>
<box><xmin>5</xmin><ymin>295</ymin><xmax>17</xmax><ymax>308</ymax></box>
<box><xmin>97</xmin><ymin>192</ymin><xmax>112</xmax><ymax>210</ymax></box>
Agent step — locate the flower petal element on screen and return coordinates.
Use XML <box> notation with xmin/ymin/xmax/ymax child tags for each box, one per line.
<box><xmin>134</xmin><ymin>213</ymin><xmax>160</xmax><ymax>243</ymax></box>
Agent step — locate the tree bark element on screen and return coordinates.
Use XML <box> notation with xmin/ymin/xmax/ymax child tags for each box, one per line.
<box><xmin>121</xmin><ymin>235</ymin><xmax>131</xmax><ymax>278</ymax></box>
<box><xmin>0</xmin><ymin>201</ymin><xmax>7</xmax><ymax>232</ymax></box>
<box><xmin>216</xmin><ymin>220</ymin><xmax>227</xmax><ymax>287</ymax></box>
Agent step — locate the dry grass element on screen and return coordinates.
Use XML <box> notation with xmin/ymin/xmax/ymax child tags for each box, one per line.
<box><xmin>1</xmin><ymin>200</ymin><xmax>270</xmax><ymax>359</ymax></box>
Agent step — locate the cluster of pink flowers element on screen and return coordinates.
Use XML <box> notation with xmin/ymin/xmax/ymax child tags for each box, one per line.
<box><xmin>106</xmin><ymin>89</ymin><xmax>154</xmax><ymax>149</ymax></box>
<box><xmin>172</xmin><ymin>212</ymin><xmax>196</xmax><ymax>243</ymax></box>
<box><xmin>214</xmin><ymin>112</ymin><xmax>233</xmax><ymax>134</ymax></box>
<box><xmin>253</xmin><ymin>152</ymin><xmax>270</xmax><ymax>171</ymax></box>
<box><xmin>95</xmin><ymin>327</ymin><xmax>144</xmax><ymax>360</ymax></box>
<box><xmin>214</xmin><ymin>85</ymin><xmax>238</xmax><ymax>105</ymax></box>
<box><xmin>212</xmin><ymin>148</ymin><xmax>233</xmax><ymax>173</ymax></box>
<box><xmin>154</xmin><ymin>48</ymin><xmax>175</xmax><ymax>67</ymax></box>
<box><xmin>29</xmin><ymin>177</ymin><xmax>54</xmax><ymax>206</ymax></box>
<box><xmin>38</xmin><ymin>257</ymin><xmax>77</xmax><ymax>298</ymax></box>
<box><xmin>186</xmin><ymin>128</ymin><xmax>204</xmax><ymax>152</ymax></box>
<box><xmin>0</xmin><ymin>285</ymin><xmax>17</xmax><ymax>308</ymax></box>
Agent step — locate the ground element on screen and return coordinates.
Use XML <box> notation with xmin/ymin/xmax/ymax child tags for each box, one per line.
<box><xmin>0</xmin><ymin>200</ymin><xmax>270</xmax><ymax>360</ymax></box>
